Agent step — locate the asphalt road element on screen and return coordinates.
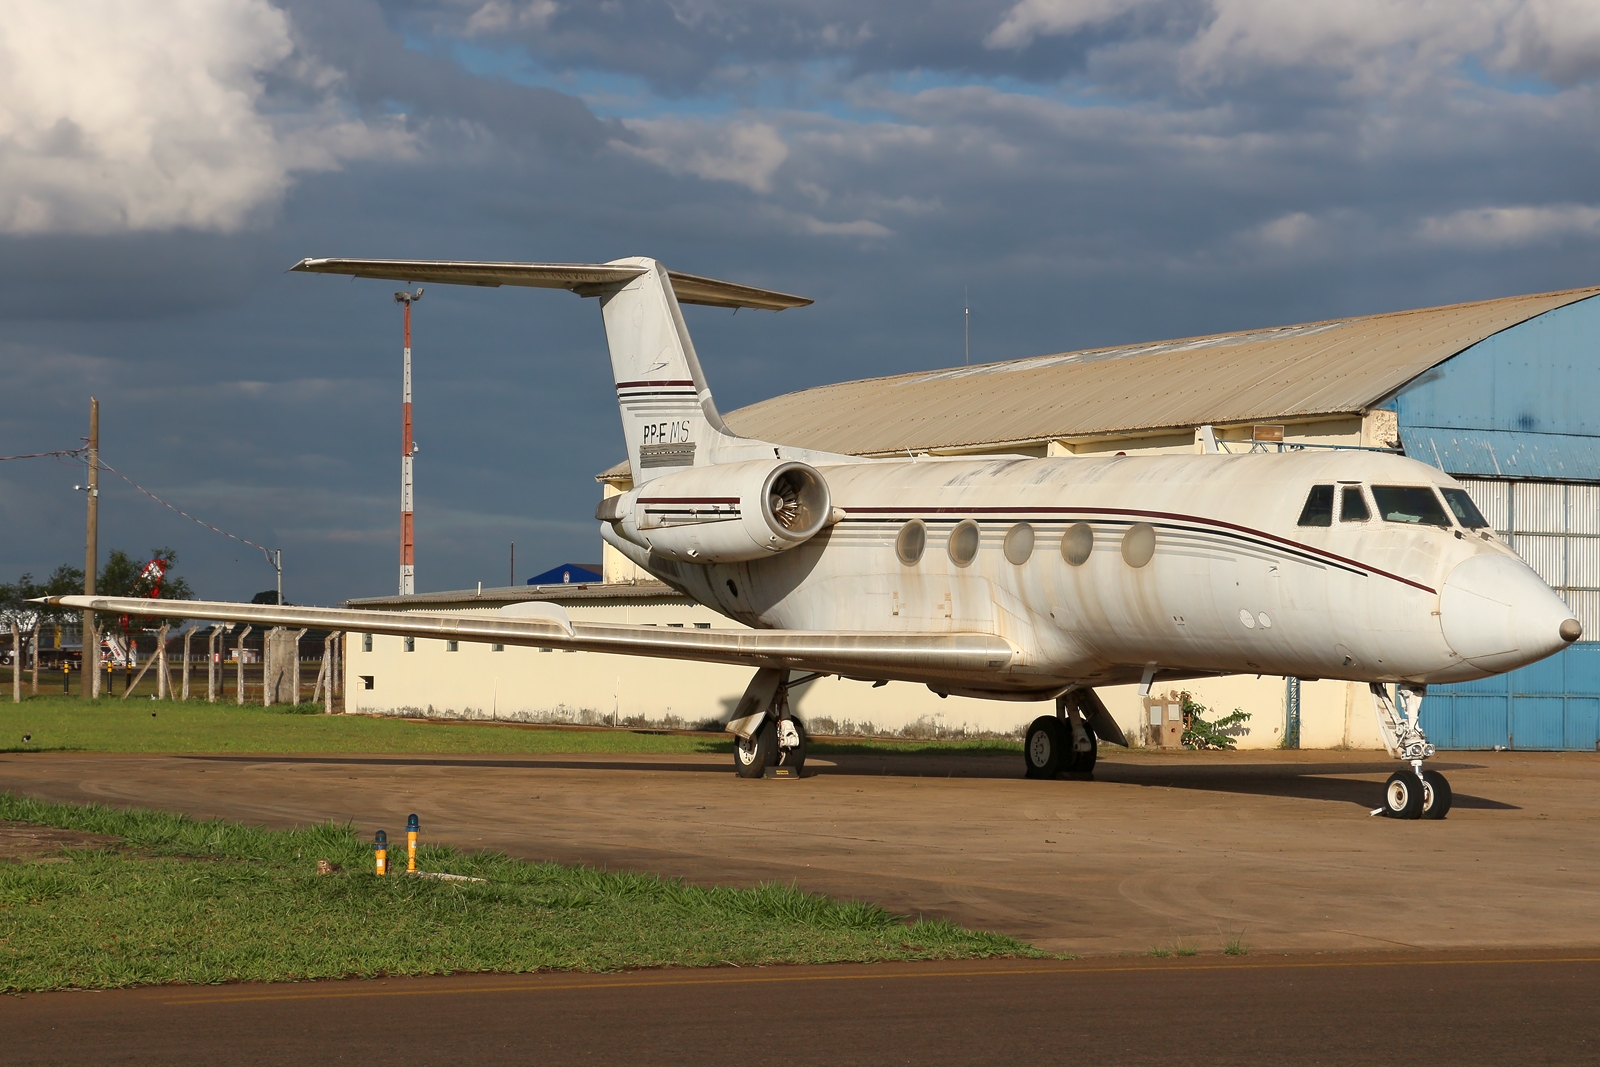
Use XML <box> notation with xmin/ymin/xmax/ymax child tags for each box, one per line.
<box><xmin>4</xmin><ymin>952</ymin><xmax>1595</xmax><ymax>1066</ymax></box>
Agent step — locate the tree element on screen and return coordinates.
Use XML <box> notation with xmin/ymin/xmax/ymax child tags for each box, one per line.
<box><xmin>0</xmin><ymin>564</ymin><xmax>87</xmax><ymax>622</ymax></box>
<box><xmin>2</xmin><ymin>549</ymin><xmax>195</xmax><ymax>626</ymax></box>
<box><xmin>1179</xmin><ymin>692</ymin><xmax>1252</xmax><ymax>751</ymax></box>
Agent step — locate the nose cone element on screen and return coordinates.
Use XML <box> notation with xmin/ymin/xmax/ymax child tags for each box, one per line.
<box><xmin>1440</xmin><ymin>554</ymin><xmax>1581</xmax><ymax>673</ymax></box>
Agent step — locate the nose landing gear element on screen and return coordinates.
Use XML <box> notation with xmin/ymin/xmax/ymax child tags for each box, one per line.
<box><xmin>1371</xmin><ymin>683</ymin><xmax>1452</xmax><ymax>820</ymax></box>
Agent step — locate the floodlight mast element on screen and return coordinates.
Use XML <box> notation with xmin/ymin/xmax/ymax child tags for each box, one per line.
<box><xmin>395</xmin><ymin>288</ymin><xmax>423</xmax><ymax>596</ymax></box>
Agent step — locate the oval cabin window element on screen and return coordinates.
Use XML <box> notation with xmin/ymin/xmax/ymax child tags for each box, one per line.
<box><xmin>948</xmin><ymin>519</ymin><xmax>981</xmax><ymax>566</ymax></box>
<box><xmin>895</xmin><ymin>519</ymin><xmax>926</xmax><ymax>566</ymax></box>
<box><xmin>1061</xmin><ymin>522</ymin><xmax>1093</xmax><ymax>566</ymax></box>
<box><xmin>1121</xmin><ymin>522</ymin><xmax>1156</xmax><ymax>568</ymax></box>
<box><xmin>1003</xmin><ymin>522</ymin><xmax>1035</xmax><ymax>565</ymax></box>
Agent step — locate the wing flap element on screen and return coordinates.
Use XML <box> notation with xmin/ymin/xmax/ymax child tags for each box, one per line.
<box><xmin>288</xmin><ymin>258</ymin><xmax>811</xmax><ymax>311</ymax></box>
<box><xmin>43</xmin><ymin>596</ymin><xmax>1014</xmax><ymax>682</ymax></box>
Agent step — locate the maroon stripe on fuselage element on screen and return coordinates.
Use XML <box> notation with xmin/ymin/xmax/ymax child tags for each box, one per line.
<box><xmin>640</xmin><ymin>496</ymin><xmax>740</xmax><ymax>504</ymax></box>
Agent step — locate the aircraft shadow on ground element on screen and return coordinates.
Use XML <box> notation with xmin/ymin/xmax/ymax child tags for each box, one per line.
<box><xmin>815</xmin><ymin>754</ymin><xmax>1520</xmax><ymax>810</ymax></box>
<box><xmin>181</xmin><ymin>753</ymin><xmax>1520</xmax><ymax>811</ymax></box>
<box><xmin>1089</xmin><ymin>760</ymin><xmax>1518</xmax><ymax>810</ymax></box>
<box><xmin>181</xmin><ymin>754</ymin><xmax>729</xmax><ymax>775</ymax></box>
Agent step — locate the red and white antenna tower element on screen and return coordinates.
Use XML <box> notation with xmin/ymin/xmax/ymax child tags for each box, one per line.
<box><xmin>395</xmin><ymin>288</ymin><xmax>423</xmax><ymax>595</ymax></box>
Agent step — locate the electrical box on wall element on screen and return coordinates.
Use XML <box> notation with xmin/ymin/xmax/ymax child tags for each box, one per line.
<box><xmin>1141</xmin><ymin>688</ymin><xmax>1185</xmax><ymax>748</ymax></box>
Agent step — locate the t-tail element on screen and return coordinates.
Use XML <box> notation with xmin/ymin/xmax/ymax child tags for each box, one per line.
<box><xmin>599</xmin><ymin>258</ymin><xmax>762</xmax><ymax>481</ymax></box>
<box><xmin>289</xmin><ymin>253</ymin><xmax>835</xmax><ymax>484</ymax></box>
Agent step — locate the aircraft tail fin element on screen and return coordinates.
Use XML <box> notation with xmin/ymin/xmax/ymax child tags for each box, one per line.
<box><xmin>597</xmin><ymin>257</ymin><xmax>748</xmax><ymax>482</ymax></box>
<box><xmin>289</xmin><ymin>255</ymin><xmax>813</xmax><ymax>484</ymax></box>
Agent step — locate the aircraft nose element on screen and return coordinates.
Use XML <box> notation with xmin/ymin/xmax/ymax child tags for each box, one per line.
<box><xmin>1439</xmin><ymin>554</ymin><xmax>1581</xmax><ymax>672</ymax></box>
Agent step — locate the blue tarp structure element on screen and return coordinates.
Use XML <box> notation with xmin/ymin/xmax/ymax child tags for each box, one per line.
<box><xmin>525</xmin><ymin>563</ymin><xmax>603</xmax><ymax>586</ymax></box>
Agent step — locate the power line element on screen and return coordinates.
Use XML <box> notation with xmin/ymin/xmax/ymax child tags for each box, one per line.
<box><xmin>94</xmin><ymin>459</ymin><xmax>277</xmax><ymax>571</ymax></box>
<box><xmin>0</xmin><ymin>447</ymin><xmax>86</xmax><ymax>462</ymax></box>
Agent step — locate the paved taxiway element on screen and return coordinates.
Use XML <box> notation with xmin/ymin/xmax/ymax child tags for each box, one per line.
<box><xmin>2</xmin><ymin>746</ymin><xmax>1595</xmax><ymax>956</ymax></box>
<box><xmin>4</xmin><ymin>952</ymin><xmax>1595</xmax><ymax>1066</ymax></box>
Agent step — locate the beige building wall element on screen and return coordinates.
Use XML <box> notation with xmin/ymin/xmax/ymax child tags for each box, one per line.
<box><xmin>343</xmin><ymin>598</ymin><xmax>1386</xmax><ymax>749</ymax></box>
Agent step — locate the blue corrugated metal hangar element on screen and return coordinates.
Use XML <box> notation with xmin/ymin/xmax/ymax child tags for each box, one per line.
<box><xmin>1387</xmin><ymin>296</ymin><xmax>1599</xmax><ymax>750</ymax></box>
<box><xmin>602</xmin><ymin>284</ymin><xmax>1600</xmax><ymax>749</ymax></box>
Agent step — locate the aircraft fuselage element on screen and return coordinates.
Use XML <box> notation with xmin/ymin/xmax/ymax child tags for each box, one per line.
<box><xmin>622</xmin><ymin>448</ymin><xmax>1576</xmax><ymax>696</ymax></box>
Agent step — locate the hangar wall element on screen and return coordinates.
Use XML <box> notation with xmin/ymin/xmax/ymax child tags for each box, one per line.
<box><xmin>1389</xmin><ymin>294</ymin><xmax>1600</xmax><ymax>750</ymax></box>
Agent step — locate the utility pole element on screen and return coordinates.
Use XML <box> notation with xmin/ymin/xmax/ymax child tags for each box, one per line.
<box><xmin>395</xmin><ymin>288</ymin><xmax>423</xmax><ymax>595</ymax></box>
<box><xmin>274</xmin><ymin>549</ymin><xmax>282</xmax><ymax>605</ymax></box>
<box><xmin>509</xmin><ymin>542</ymin><xmax>515</xmax><ymax>588</ymax></box>
<box><xmin>83</xmin><ymin>398</ymin><xmax>99</xmax><ymax>699</ymax></box>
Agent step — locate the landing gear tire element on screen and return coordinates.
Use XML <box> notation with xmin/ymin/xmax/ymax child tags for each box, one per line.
<box><xmin>1066</xmin><ymin>722</ymin><xmax>1098</xmax><ymax>776</ymax></box>
<box><xmin>1381</xmin><ymin>770</ymin><xmax>1426</xmax><ymax>819</ymax></box>
<box><xmin>776</xmin><ymin>718</ymin><xmax>808</xmax><ymax>773</ymax></box>
<box><xmin>1420</xmin><ymin>769</ymin><xmax>1452</xmax><ymax>820</ymax></box>
<box><xmin>734</xmin><ymin>718</ymin><xmax>776</xmax><ymax>779</ymax></box>
<box><xmin>1024</xmin><ymin>716</ymin><xmax>1063</xmax><ymax>779</ymax></box>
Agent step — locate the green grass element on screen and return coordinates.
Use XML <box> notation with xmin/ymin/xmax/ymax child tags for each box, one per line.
<box><xmin>0</xmin><ymin>794</ymin><xmax>1039</xmax><ymax>991</ymax></box>
<box><xmin>0</xmin><ymin>694</ymin><xmax>1021</xmax><ymax>757</ymax></box>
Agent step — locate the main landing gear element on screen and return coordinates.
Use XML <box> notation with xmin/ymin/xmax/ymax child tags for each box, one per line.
<box><xmin>1024</xmin><ymin>691</ymin><xmax>1099</xmax><ymax>779</ymax></box>
<box><xmin>728</xmin><ymin>668</ymin><xmax>815</xmax><ymax>778</ymax></box>
<box><xmin>1370</xmin><ymin>682</ymin><xmax>1452</xmax><ymax>820</ymax></box>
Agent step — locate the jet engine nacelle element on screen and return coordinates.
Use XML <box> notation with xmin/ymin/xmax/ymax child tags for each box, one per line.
<box><xmin>599</xmin><ymin>459</ymin><xmax>833</xmax><ymax>564</ymax></box>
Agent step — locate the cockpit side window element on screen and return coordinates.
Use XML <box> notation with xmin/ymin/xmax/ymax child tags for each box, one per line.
<box><xmin>1297</xmin><ymin>484</ymin><xmax>1334</xmax><ymax>527</ymax></box>
<box><xmin>1371</xmin><ymin>485</ymin><xmax>1452</xmax><ymax>527</ymax></box>
<box><xmin>1340</xmin><ymin>486</ymin><xmax>1370</xmax><ymax>522</ymax></box>
<box><xmin>1440</xmin><ymin>488</ymin><xmax>1490</xmax><ymax>529</ymax></box>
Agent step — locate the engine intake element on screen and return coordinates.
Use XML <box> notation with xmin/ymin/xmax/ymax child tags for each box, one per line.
<box><xmin>604</xmin><ymin>459</ymin><xmax>833</xmax><ymax>563</ymax></box>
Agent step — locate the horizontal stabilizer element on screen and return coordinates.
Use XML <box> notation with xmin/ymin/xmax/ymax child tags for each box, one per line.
<box><xmin>42</xmin><ymin>596</ymin><xmax>1014</xmax><ymax>684</ymax></box>
<box><xmin>289</xmin><ymin>258</ymin><xmax>812</xmax><ymax>311</ymax></box>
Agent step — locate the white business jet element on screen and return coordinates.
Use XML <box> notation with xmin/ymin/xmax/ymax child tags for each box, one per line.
<box><xmin>47</xmin><ymin>257</ymin><xmax>1583</xmax><ymax>819</ymax></box>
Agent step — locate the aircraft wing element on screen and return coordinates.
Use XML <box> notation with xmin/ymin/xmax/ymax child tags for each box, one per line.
<box><xmin>288</xmin><ymin>258</ymin><xmax>813</xmax><ymax>311</ymax></box>
<box><xmin>42</xmin><ymin>596</ymin><xmax>1014</xmax><ymax>684</ymax></box>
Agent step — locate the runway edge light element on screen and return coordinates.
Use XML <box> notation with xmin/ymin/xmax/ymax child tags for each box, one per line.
<box><xmin>373</xmin><ymin>829</ymin><xmax>388</xmax><ymax>876</ymax></box>
<box><xmin>407</xmin><ymin>814</ymin><xmax>419</xmax><ymax>874</ymax></box>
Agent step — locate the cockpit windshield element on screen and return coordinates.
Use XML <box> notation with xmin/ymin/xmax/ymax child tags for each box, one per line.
<box><xmin>1297</xmin><ymin>485</ymin><xmax>1334</xmax><ymax>527</ymax></box>
<box><xmin>1371</xmin><ymin>486</ymin><xmax>1452</xmax><ymax>527</ymax></box>
<box><xmin>1440</xmin><ymin>488</ymin><xmax>1491</xmax><ymax>529</ymax></box>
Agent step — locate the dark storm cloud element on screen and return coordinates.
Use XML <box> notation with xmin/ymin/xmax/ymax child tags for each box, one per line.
<box><xmin>5</xmin><ymin>0</ymin><xmax>1600</xmax><ymax>606</ymax></box>
<box><xmin>280</xmin><ymin>0</ymin><xmax>611</xmax><ymax>150</ymax></box>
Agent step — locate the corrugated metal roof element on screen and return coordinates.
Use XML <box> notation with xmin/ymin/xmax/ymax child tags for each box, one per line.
<box><xmin>600</xmin><ymin>285</ymin><xmax>1598</xmax><ymax>479</ymax></box>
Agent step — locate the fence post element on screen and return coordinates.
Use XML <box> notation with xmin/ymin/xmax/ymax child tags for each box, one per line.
<box><xmin>293</xmin><ymin>629</ymin><xmax>307</xmax><ymax>705</ymax></box>
<box><xmin>181</xmin><ymin>628</ymin><xmax>192</xmax><ymax>701</ymax></box>
<box><xmin>206</xmin><ymin>626</ymin><xmax>218</xmax><ymax>702</ymax></box>
<box><xmin>156</xmin><ymin>627</ymin><xmax>170</xmax><ymax>700</ymax></box>
<box><xmin>235</xmin><ymin>625</ymin><xmax>252</xmax><ymax>706</ymax></box>
<box><xmin>30</xmin><ymin>628</ymin><xmax>39</xmax><ymax>695</ymax></box>
<box><xmin>10</xmin><ymin>621</ymin><xmax>18</xmax><ymax>704</ymax></box>
<box><xmin>319</xmin><ymin>632</ymin><xmax>338</xmax><ymax>713</ymax></box>
<box><xmin>263</xmin><ymin>628</ymin><xmax>276</xmax><ymax>707</ymax></box>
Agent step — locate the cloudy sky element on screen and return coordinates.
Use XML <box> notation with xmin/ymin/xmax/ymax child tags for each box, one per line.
<box><xmin>2</xmin><ymin>0</ymin><xmax>1599</xmax><ymax>604</ymax></box>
